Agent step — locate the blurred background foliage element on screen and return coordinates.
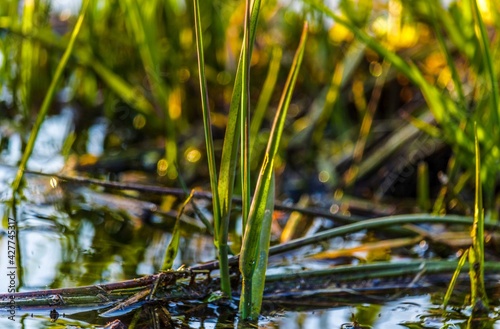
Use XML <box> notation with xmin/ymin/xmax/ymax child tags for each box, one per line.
<box><xmin>1</xmin><ymin>0</ymin><xmax>500</xmax><ymax>218</ymax></box>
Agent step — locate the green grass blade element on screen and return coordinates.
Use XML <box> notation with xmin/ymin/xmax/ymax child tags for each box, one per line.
<box><xmin>469</xmin><ymin>122</ymin><xmax>488</xmax><ymax>312</ymax></box>
<box><xmin>248</xmin><ymin>173</ymin><xmax>275</xmax><ymax>317</ymax></box>
<box><xmin>442</xmin><ymin>248</ymin><xmax>469</xmax><ymax>310</ymax></box>
<box><xmin>216</xmin><ymin>0</ymin><xmax>262</xmax><ymax>295</ymax></box>
<box><xmin>218</xmin><ymin>0</ymin><xmax>262</xmax><ymax>220</ymax></box>
<box><xmin>239</xmin><ymin>22</ymin><xmax>308</xmax><ymax>321</ymax></box>
<box><xmin>240</xmin><ymin>0</ymin><xmax>251</xmax><ymax>230</ymax></box>
<box><xmin>162</xmin><ymin>191</ymin><xmax>194</xmax><ymax>270</ymax></box>
<box><xmin>192</xmin><ymin>0</ymin><xmax>229</xmax><ymax>295</ymax></box>
<box><xmin>10</xmin><ymin>0</ymin><xmax>89</xmax><ymax>194</ymax></box>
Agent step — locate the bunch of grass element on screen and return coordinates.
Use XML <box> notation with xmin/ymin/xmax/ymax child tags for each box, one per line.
<box><xmin>192</xmin><ymin>0</ymin><xmax>308</xmax><ymax>319</ymax></box>
<box><xmin>2</xmin><ymin>0</ymin><xmax>499</xmax><ymax>324</ymax></box>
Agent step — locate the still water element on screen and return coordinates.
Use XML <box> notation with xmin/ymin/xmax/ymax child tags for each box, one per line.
<box><xmin>1</xmin><ymin>109</ymin><xmax>499</xmax><ymax>328</ymax></box>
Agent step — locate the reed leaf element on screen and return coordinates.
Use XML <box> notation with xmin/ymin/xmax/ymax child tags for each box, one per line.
<box><xmin>215</xmin><ymin>0</ymin><xmax>262</xmax><ymax>296</ymax></box>
<box><xmin>192</xmin><ymin>0</ymin><xmax>228</xmax><ymax>295</ymax></box>
<box><xmin>442</xmin><ymin>248</ymin><xmax>468</xmax><ymax>310</ymax></box>
<box><xmin>162</xmin><ymin>191</ymin><xmax>194</xmax><ymax>270</ymax></box>
<box><xmin>240</xmin><ymin>0</ymin><xmax>252</xmax><ymax>230</ymax></box>
<box><xmin>218</xmin><ymin>0</ymin><xmax>262</xmax><ymax>223</ymax></box>
<box><xmin>239</xmin><ymin>22</ymin><xmax>308</xmax><ymax>321</ymax></box>
<box><xmin>469</xmin><ymin>123</ymin><xmax>488</xmax><ymax>312</ymax></box>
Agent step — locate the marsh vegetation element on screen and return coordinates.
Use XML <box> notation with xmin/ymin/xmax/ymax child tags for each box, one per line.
<box><xmin>1</xmin><ymin>0</ymin><xmax>500</xmax><ymax>328</ymax></box>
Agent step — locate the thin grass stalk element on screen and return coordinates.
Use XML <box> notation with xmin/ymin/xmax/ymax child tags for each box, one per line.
<box><xmin>239</xmin><ymin>22</ymin><xmax>308</xmax><ymax>320</ymax></box>
<box><xmin>267</xmin><ymin>214</ymin><xmax>481</xmax><ymax>257</ymax></box>
<box><xmin>161</xmin><ymin>190</ymin><xmax>194</xmax><ymax>270</ymax></box>
<box><xmin>312</xmin><ymin>59</ymin><xmax>344</xmax><ymax>144</ymax></box>
<box><xmin>193</xmin><ymin>213</ymin><xmax>493</xmax><ymax>273</ymax></box>
<box><xmin>442</xmin><ymin>248</ymin><xmax>469</xmax><ymax>310</ymax></box>
<box><xmin>301</xmin><ymin>41</ymin><xmax>364</xmax><ymax>142</ymax></box>
<box><xmin>240</xmin><ymin>0</ymin><xmax>252</xmax><ymax>229</ymax></box>
<box><xmin>192</xmin><ymin>0</ymin><xmax>229</xmax><ymax>296</ymax></box>
<box><xmin>469</xmin><ymin>123</ymin><xmax>488</xmax><ymax>312</ymax></box>
<box><xmin>265</xmin><ymin>259</ymin><xmax>500</xmax><ymax>285</ymax></box>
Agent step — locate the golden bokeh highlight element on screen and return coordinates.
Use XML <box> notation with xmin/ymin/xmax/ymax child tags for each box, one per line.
<box><xmin>157</xmin><ymin>159</ymin><xmax>169</xmax><ymax>176</ymax></box>
<box><xmin>185</xmin><ymin>147</ymin><xmax>202</xmax><ymax>163</ymax></box>
<box><xmin>318</xmin><ymin>170</ymin><xmax>330</xmax><ymax>183</ymax></box>
<box><xmin>329</xmin><ymin>22</ymin><xmax>354</xmax><ymax>43</ymax></box>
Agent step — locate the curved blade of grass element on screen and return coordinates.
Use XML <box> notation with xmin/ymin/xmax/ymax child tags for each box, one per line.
<box><xmin>192</xmin><ymin>0</ymin><xmax>228</xmax><ymax>295</ymax></box>
<box><xmin>161</xmin><ymin>190</ymin><xmax>194</xmax><ymax>270</ymax></box>
<box><xmin>239</xmin><ymin>22</ymin><xmax>308</xmax><ymax>321</ymax></box>
<box><xmin>266</xmin><ymin>214</ymin><xmax>484</xmax><ymax>258</ymax></box>
<box><xmin>194</xmin><ymin>213</ymin><xmax>496</xmax><ymax>273</ymax></box>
